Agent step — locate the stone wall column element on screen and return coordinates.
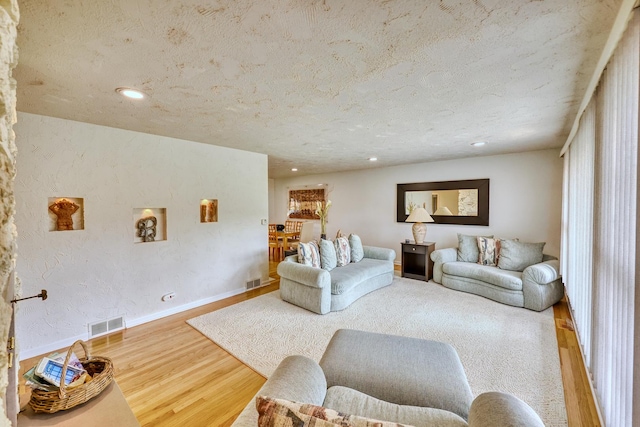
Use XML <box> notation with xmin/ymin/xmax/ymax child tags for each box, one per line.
<box><xmin>0</xmin><ymin>0</ymin><xmax>19</xmax><ymax>425</ymax></box>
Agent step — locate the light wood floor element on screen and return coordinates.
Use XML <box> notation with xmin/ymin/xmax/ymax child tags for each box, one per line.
<box><xmin>553</xmin><ymin>297</ymin><xmax>601</xmax><ymax>426</ymax></box>
<box><xmin>19</xmin><ymin>261</ymin><xmax>599</xmax><ymax>426</ymax></box>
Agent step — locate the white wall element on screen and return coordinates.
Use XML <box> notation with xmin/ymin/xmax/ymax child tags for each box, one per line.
<box><xmin>273</xmin><ymin>149</ymin><xmax>563</xmax><ymax>260</ymax></box>
<box><xmin>15</xmin><ymin>113</ymin><xmax>268</xmax><ymax>358</ymax></box>
<box><xmin>268</xmin><ymin>178</ymin><xmax>276</xmax><ymax>222</ymax></box>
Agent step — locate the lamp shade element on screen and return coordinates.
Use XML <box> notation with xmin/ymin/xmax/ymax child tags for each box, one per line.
<box><xmin>405</xmin><ymin>207</ymin><xmax>434</xmax><ymax>223</ymax></box>
<box><xmin>434</xmin><ymin>206</ymin><xmax>454</xmax><ymax>216</ymax></box>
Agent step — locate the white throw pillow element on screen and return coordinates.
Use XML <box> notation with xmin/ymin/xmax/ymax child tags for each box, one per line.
<box><xmin>349</xmin><ymin>234</ymin><xmax>364</xmax><ymax>263</ymax></box>
<box><xmin>319</xmin><ymin>239</ymin><xmax>338</xmax><ymax>271</ymax></box>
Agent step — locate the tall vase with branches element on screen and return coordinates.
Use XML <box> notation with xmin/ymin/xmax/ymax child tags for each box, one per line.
<box><xmin>316</xmin><ymin>200</ymin><xmax>332</xmax><ymax>239</ymax></box>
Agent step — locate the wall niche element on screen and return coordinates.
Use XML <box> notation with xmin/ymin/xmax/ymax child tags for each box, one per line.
<box><xmin>200</xmin><ymin>199</ymin><xmax>218</xmax><ymax>223</ymax></box>
<box><xmin>133</xmin><ymin>208</ymin><xmax>167</xmax><ymax>243</ymax></box>
<box><xmin>48</xmin><ymin>197</ymin><xmax>84</xmax><ymax>231</ymax></box>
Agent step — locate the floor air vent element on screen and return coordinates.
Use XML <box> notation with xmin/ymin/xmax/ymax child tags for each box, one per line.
<box><xmin>246</xmin><ymin>278</ymin><xmax>261</xmax><ymax>289</ymax></box>
<box><xmin>89</xmin><ymin>316</ymin><xmax>125</xmax><ymax>338</ymax></box>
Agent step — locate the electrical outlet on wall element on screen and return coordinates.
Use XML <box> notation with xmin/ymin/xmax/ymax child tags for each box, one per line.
<box><xmin>261</xmin><ymin>219</ymin><xmax>267</xmax><ymax>225</ymax></box>
<box><xmin>162</xmin><ymin>292</ymin><xmax>176</xmax><ymax>302</ymax></box>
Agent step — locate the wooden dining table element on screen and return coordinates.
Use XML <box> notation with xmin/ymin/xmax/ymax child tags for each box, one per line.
<box><xmin>269</xmin><ymin>223</ymin><xmax>301</xmax><ymax>260</ymax></box>
<box><xmin>277</xmin><ymin>230</ymin><xmax>300</xmax><ymax>255</ymax></box>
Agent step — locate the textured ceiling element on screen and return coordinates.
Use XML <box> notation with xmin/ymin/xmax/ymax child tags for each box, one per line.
<box><xmin>15</xmin><ymin>0</ymin><xmax>622</xmax><ymax>178</ymax></box>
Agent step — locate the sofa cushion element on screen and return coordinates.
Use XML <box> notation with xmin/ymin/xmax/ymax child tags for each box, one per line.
<box><xmin>256</xmin><ymin>396</ymin><xmax>413</xmax><ymax>427</ymax></box>
<box><xmin>498</xmin><ymin>240</ymin><xmax>545</xmax><ymax>272</ymax></box>
<box><xmin>335</xmin><ymin>236</ymin><xmax>351</xmax><ymax>266</ymax></box>
<box><xmin>320</xmin><ymin>329</ymin><xmax>473</xmax><ymax>420</ymax></box>
<box><xmin>349</xmin><ymin>234</ymin><xmax>365</xmax><ymax>263</ymax></box>
<box><xmin>320</xmin><ymin>239</ymin><xmax>338</xmax><ymax>271</ymax></box>
<box><xmin>299</xmin><ymin>241</ymin><xmax>321</xmax><ymax>268</ymax></box>
<box><xmin>457</xmin><ymin>234</ymin><xmax>493</xmax><ymax>263</ymax></box>
<box><xmin>323</xmin><ymin>386</ymin><xmax>468</xmax><ymax>427</ymax></box>
<box><xmin>443</xmin><ymin>262</ymin><xmax>523</xmax><ymax>291</ymax></box>
<box><xmin>330</xmin><ymin>258</ymin><xmax>393</xmax><ymax>295</ymax></box>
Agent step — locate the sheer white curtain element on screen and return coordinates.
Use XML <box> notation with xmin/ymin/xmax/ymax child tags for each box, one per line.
<box><xmin>561</xmin><ymin>10</ymin><xmax>639</xmax><ymax>427</ymax></box>
<box><xmin>591</xmin><ymin>10</ymin><xmax>638</xmax><ymax>425</ymax></box>
<box><xmin>562</xmin><ymin>100</ymin><xmax>596</xmax><ymax>367</ymax></box>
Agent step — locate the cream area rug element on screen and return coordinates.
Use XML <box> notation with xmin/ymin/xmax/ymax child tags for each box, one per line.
<box><xmin>187</xmin><ymin>277</ymin><xmax>567</xmax><ymax>426</ymax></box>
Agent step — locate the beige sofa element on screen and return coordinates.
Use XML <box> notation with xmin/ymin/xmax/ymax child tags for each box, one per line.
<box><xmin>431</xmin><ymin>247</ymin><xmax>564</xmax><ymax>311</ymax></box>
<box><xmin>276</xmin><ymin>246</ymin><xmax>395</xmax><ymax>314</ymax></box>
<box><xmin>232</xmin><ymin>329</ymin><xmax>545</xmax><ymax>427</ymax></box>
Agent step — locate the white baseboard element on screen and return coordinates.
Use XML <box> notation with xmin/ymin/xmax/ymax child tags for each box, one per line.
<box><xmin>20</xmin><ymin>333</ymin><xmax>87</xmax><ymax>361</ymax></box>
<box><xmin>126</xmin><ymin>287</ymin><xmax>246</xmax><ymax>328</ymax></box>
<box><xmin>19</xmin><ymin>286</ymin><xmax>247</xmax><ymax>361</ymax></box>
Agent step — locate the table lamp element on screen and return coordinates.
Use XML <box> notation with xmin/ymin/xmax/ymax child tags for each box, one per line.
<box><xmin>434</xmin><ymin>206</ymin><xmax>454</xmax><ymax>215</ymax></box>
<box><xmin>405</xmin><ymin>207</ymin><xmax>434</xmax><ymax>244</ymax></box>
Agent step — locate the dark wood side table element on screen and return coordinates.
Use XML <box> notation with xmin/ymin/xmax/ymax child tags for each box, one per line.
<box><xmin>401</xmin><ymin>241</ymin><xmax>435</xmax><ymax>281</ymax></box>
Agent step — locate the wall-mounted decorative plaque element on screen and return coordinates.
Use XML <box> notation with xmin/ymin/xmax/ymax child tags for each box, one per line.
<box><xmin>287</xmin><ymin>189</ymin><xmax>324</xmax><ymax>220</ymax></box>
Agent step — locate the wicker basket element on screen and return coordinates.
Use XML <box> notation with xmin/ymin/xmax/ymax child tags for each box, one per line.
<box><xmin>29</xmin><ymin>340</ymin><xmax>114</xmax><ymax>413</ymax></box>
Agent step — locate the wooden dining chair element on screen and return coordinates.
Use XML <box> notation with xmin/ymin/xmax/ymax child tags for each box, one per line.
<box><xmin>268</xmin><ymin>224</ymin><xmax>281</xmax><ymax>260</ymax></box>
<box><xmin>284</xmin><ymin>220</ymin><xmax>296</xmax><ymax>233</ymax></box>
<box><xmin>286</xmin><ymin>220</ymin><xmax>303</xmax><ymax>245</ymax></box>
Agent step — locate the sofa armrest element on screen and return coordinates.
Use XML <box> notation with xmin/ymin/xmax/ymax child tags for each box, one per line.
<box><xmin>522</xmin><ymin>259</ymin><xmax>565</xmax><ymax>311</ymax></box>
<box><xmin>430</xmin><ymin>248</ymin><xmax>457</xmax><ymax>284</ymax></box>
<box><xmin>277</xmin><ymin>260</ymin><xmax>331</xmax><ymax>289</ymax></box>
<box><xmin>468</xmin><ymin>392</ymin><xmax>545</xmax><ymax>427</ymax></box>
<box><xmin>231</xmin><ymin>356</ymin><xmax>328</xmax><ymax>427</ymax></box>
<box><xmin>523</xmin><ymin>259</ymin><xmax>561</xmax><ymax>285</ymax></box>
<box><xmin>363</xmin><ymin>246</ymin><xmax>396</xmax><ymax>262</ymax></box>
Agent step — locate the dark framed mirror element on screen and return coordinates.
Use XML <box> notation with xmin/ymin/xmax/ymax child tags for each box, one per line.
<box><xmin>396</xmin><ymin>179</ymin><xmax>489</xmax><ymax>226</ymax></box>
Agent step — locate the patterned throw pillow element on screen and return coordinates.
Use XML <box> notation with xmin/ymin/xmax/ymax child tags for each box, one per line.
<box><xmin>256</xmin><ymin>396</ymin><xmax>413</xmax><ymax>427</ymax></box>
<box><xmin>319</xmin><ymin>239</ymin><xmax>338</xmax><ymax>271</ymax></box>
<box><xmin>477</xmin><ymin>237</ymin><xmax>500</xmax><ymax>266</ymax></box>
<box><xmin>298</xmin><ymin>241</ymin><xmax>321</xmax><ymax>268</ymax></box>
<box><xmin>457</xmin><ymin>234</ymin><xmax>494</xmax><ymax>262</ymax></box>
<box><xmin>349</xmin><ymin>234</ymin><xmax>364</xmax><ymax>263</ymax></box>
<box><xmin>334</xmin><ymin>236</ymin><xmax>351</xmax><ymax>266</ymax></box>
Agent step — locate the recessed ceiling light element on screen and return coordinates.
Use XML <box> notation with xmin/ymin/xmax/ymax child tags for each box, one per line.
<box><xmin>470</xmin><ymin>141</ymin><xmax>486</xmax><ymax>147</ymax></box>
<box><xmin>291</xmin><ymin>168</ymin><xmax>298</xmax><ymax>172</ymax></box>
<box><xmin>116</xmin><ymin>87</ymin><xmax>146</xmax><ymax>99</ymax></box>
<box><xmin>368</xmin><ymin>157</ymin><xmax>378</xmax><ymax>161</ymax></box>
